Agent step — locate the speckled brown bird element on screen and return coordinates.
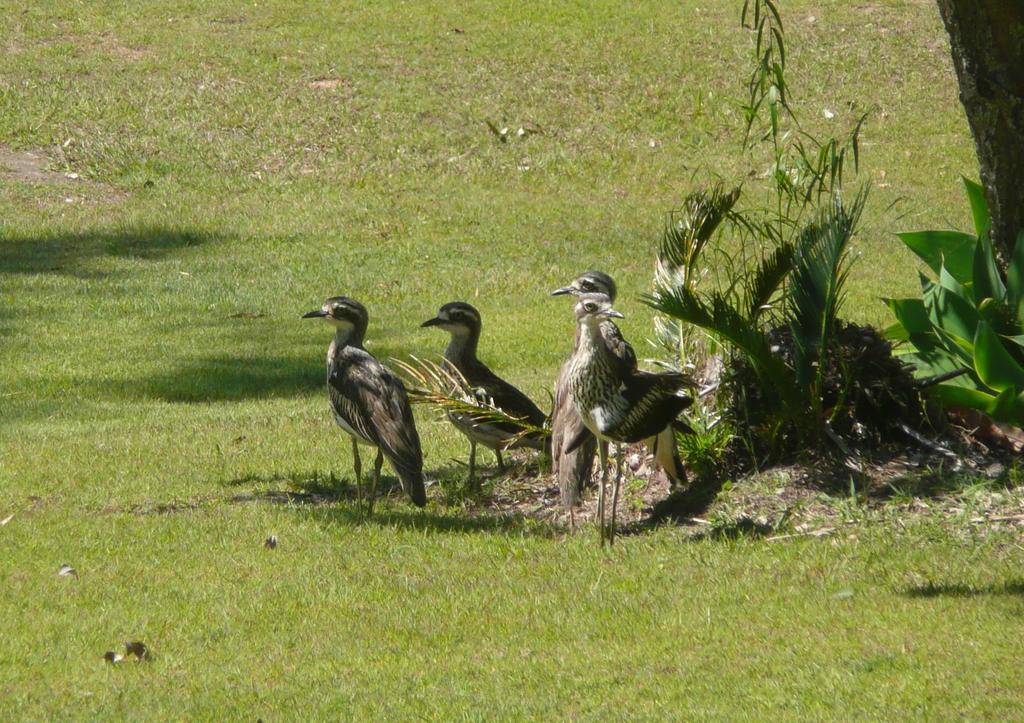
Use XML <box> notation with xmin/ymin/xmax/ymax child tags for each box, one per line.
<box><xmin>551</xmin><ymin>272</ymin><xmax>687</xmax><ymax>512</ymax></box>
<box><xmin>565</xmin><ymin>293</ymin><xmax>694</xmax><ymax>544</ymax></box>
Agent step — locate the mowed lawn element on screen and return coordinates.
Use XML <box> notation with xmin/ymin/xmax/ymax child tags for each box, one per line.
<box><xmin>3</xmin><ymin>0</ymin><xmax>1022</xmax><ymax>718</ymax></box>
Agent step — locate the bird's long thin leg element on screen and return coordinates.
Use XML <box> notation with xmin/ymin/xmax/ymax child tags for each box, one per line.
<box><xmin>468</xmin><ymin>440</ymin><xmax>477</xmax><ymax>489</ymax></box>
<box><xmin>352</xmin><ymin>437</ymin><xmax>363</xmax><ymax>514</ymax></box>
<box><xmin>610</xmin><ymin>443</ymin><xmax>623</xmax><ymax>546</ymax></box>
<box><xmin>368</xmin><ymin>448</ymin><xmax>384</xmax><ymax>516</ymax></box>
<box><xmin>495</xmin><ymin>449</ymin><xmax>505</xmax><ymax>472</ymax></box>
<box><xmin>597</xmin><ymin>441</ymin><xmax>608</xmax><ymax>547</ymax></box>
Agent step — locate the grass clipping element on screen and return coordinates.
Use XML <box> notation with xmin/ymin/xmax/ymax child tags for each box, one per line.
<box><xmin>393</xmin><ymin>356</ymin><xmax>549</xmax><ymax>450</ymax></box>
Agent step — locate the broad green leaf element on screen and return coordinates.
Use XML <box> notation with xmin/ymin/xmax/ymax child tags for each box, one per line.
<box><xmin>963</xmin><ymin>176</ymin><xmax>991</xmax><ymax>240</ymax></box>
<box><xmin>1003</xmin><ymin>334</ymin><xmax>1024</xmax><ymax>350</ymax></box>
<box><xmin>897</xmin><ymin>230</ymin><xmax>976</xmax><ymax>285</ymax></box>
<box><xmin>1007</xmin><ymin>230</ymin><xmax>1024</xmax><ymax>316</ymax></box>
<box><xmin>927</xmin><ymin>283</ymin><xmax>978</xmax><ymax>347</ymax></box>
<box><xmin>930</xmin><ymin>383</ymin><xmax>997</xmax><ymax>411</ymax></box>
<box><xmin>899</xmin><ymin>350</ymin><xmax>971</xmax><ymax>384</ymax></box>
<box><xmin>932</xmin><ymin>326</ymin><xmax>975</xmax><ymax>366</ymax></box>
<box><xmin>938</xmin><ymin>264</ymin><xmax>968</xmax><ymax>297</ymax></box>
<box><xmin>973</xmin><ymin>320</ymin><xmax>1024</xmax><ymax>392</ymax></box>
<box><xmin>986</xmin><ymin>387</ymin><xmax>1024</xmax><ymax>423</ymax></box>
<box><xmin>885</xmin><ymin>298</ymin><xmax>931</xmax><ymax>337</ymax></box>
<box><xmin>883</xmin><ymin>321</ymin><xmax>909</xmax><ymax>342</ymax></box>
<box><xmin>885</xmin><ymin>297</ymin><xmax>944</xmax><ymax>354</ymax></box>
<box><xmin>972</xmin><ymin>229</ymin><xmax>1005</xmax><ymax>304</ymax></box>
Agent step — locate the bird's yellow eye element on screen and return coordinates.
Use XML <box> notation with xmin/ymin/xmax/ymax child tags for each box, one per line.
<box><xmin>584</xmin><ymin>302</ymin><xmax>597</xmax><ymax>312</ymax></box>
<box><xmin>580</xmin><ymin>281</ymin><xmax>595</xmax><ymax>291</ymax></box>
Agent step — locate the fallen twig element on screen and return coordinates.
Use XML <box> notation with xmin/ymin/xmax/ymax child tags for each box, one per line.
<box><xmin>898</xmin><ymin>424</ymin><xmax>962</xmax><ymax>469</ymax></box>
<box><xmin>767</xmin><ymin>527</ymin><xmax>835</xmax><ymax>542</ymax></box>
<box><xmin>915</xmin><ymin>366</ymin><xmax>971</xmax><ymax>389</ymax></box>
<box><xmin>824</xmin><ymin>423</ymin><xmax>863</xmax><ymax>472</ymax></box>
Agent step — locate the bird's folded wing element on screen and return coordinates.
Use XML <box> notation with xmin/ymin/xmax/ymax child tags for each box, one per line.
<box><xmin>330</xmin><ymin>360</ymin><xmax>423</xmax><ymax>479</ymax></box>
<box><xmin>473</xmin><ymin>368</ymin><xmax>548</xmax><ymax>430</ymax></box>
<box><xmin>622</xmin><ymin>371</ymin><xmax>695</xmax><ymax>407</ymax></box>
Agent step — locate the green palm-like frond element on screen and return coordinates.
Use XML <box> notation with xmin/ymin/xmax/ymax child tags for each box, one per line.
<box><xmin>392</xmin><ymin>356</ymin><xmax>549</xmax><ymax>448</ymax></box>
<box><xmin>744</xmin><ymin>240</ymin><xmax>795</xmax><ymax>321</ymax></box>
<box><xmin>658</xmin><ymin>185</ymin><xmax>742</xmax><ymax>288</ymax></box>
<box><xmin>785</xmin><ymin>188</ymin><xmax>867</xmax><ymax>390</ymax></box>
<box><xmin>643</xmin><ymin>286</ymin><xmax>801</xmax><ymax>411</ymax></box>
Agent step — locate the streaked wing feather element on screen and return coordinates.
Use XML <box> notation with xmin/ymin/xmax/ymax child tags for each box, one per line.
<box><xmin>329</xmin><ymin>354</ymin><xmax>423</xmax><ymax>482</ymax></box>
<box><xmin>465</xmin><ymin>362</ymin><xmax>547</xmax><ymax>430</ymax></box>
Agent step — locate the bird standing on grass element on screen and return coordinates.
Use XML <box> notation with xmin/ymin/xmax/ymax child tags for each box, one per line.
<box><xmin>421</xmin><ymin>301</ymin><xmax>547</xmax><ymax>485</ymax></box>
<box><xmin>303</xmin><ymin>296</ymin><xmax>426</xmax><ymax>511</ymax></box>
<box><xmin>565</xmin><ymin>293</ymin><xmax>694</xmax><ymax>544</ymax></box>
<box><xmin>551</xmin><ymin>272</ymin><xmax>687</xmax><ymax>513</ymax></box>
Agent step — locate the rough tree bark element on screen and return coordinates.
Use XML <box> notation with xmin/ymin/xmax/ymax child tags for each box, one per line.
<box><xmin>935</xmin><ymin>1</ymin><xmax>1024</xmax><ymax>262</ymax></box>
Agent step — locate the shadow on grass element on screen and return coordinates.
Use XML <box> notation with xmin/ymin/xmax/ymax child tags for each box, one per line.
<box><xmin>130</xmin><ymin>353</ymin><xmax>322</xmax><ymax>402</ymax></box>
<box><xmin>690</xmin><ymin>516</ymin><xmax>774</xmax><ymax>541</ymax></box>
<box><xmin>0</xmin><ymin>226</ymin><xmax>223</xmax><ymax>277</ymax></box>
<box><xmin>303</xmin><ymin>505</ymin><xmax>555</xmax><ymax>537</ymax></box>
<box><xmin>103</xmin><ymin>339</ymin><xmax>409</xmax><ymax>404</ymax></box>
<box><xmin>221</xmin><ymin>469</ymin><xmax>560</xmax><ymax>537</ymax></box>
<box><xmin>903</xmin><ymin>581</ymin><xmax>1024</xmax><ymax>599</ymax></box>
<box><xmin>647</xmin><ymin>477</ymin><xmax>727</xmax><ymax>524</ymax></box>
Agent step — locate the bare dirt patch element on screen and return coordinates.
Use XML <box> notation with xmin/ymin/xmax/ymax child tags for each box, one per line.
<box><xmin>307</xmin><ymin>77</ymin><xmax>346</xmax><ymax>90</ymax></box>
<box><xmin>97</xmin><ymin>36</ymin><xmax>148</xmax><ymax>62</ymax></box>
<box><xmin>74</xmin><ymin>32</ymin><xmax>149</xmax><ymax>61</ymax></box>
<box><xmin>0</xmin><ymin>146</ymin><xmax>70</xmax><ymax>184</ymax></box>
<box><xmin>475</xmin><ymin>439</ymin><xmax>1024</xmax><ymax>541</ymax></box>
<box><xmin>1</xmin><ymin>144</ymin><xmax>127</xmax><ymax>205</ymax></box>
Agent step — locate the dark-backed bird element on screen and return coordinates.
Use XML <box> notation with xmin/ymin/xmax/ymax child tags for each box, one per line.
<box><xmin>565</xmin><ymin>293</ymin><xmax>694</xmax><ymax>544</ymax></box>
<box><xmin>551</xmin><ymin>272</ymin><xmax>687</xmax><ymax>513</ymax></box>
<box><xmin>303</xmin><ymin>296</ymin><xmax>426</xmax><ymax>510</ymax></box>
<box><xmin>421</xmin><ymin>301</ymin><xmax>547</xmax><ymax>484</ymax></box>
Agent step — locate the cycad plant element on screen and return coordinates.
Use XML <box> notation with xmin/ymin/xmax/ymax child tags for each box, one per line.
<box><xmin>646</xmin><ymin>187</ymin><xmax>919</xmax><ymax>461</ymax></box>
<box><xmin>642</xmin><ymin>0</ymin><xmax>925</xmax><ymax>466</ymax></box>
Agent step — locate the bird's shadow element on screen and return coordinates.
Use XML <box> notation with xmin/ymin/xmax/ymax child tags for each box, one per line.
<box><xmin>221</xmin><ymin>469</ymin><xmax>560</xmax><ymax>537</ymax></box>
<box><xmin>646</xmin><ymin>476</ymin><xmax>728</xmax><ymax>525</ymax></box>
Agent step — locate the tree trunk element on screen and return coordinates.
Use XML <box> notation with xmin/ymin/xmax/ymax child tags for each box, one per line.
<box><xmin>936</xmin><ymin>1</ymin><xmax>1024</xmax><ymax>261</ymax></box>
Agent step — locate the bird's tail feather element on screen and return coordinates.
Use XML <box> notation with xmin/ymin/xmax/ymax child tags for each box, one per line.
<box><xmin>558</xmin><ymin>433</ymin><xmax>596</xmax><ymax>508</ymax></box>
<box><xmin>648</xmin><ymin>427</ymin><xmax>687</xmax><ymax>488</ymax></box>
<box><xmin>399</xmin><ymin>470</ymin><xmax>427</xmax><ymax>507</ymax></box>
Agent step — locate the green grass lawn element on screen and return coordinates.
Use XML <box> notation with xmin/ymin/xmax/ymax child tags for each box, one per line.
<box><xmin>3</xmin><ymin>0</ymin><xmax>1022</xmax><ymax>718</ymax></box>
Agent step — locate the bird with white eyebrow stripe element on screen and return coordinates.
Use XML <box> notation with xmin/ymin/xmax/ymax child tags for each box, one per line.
<box><xmin>422</xmin><ymin>301</ymin><xmax>548</xmax><ymax>485</ymax></box>
<box><xmin>303</xmin><ymin>296</ymin><xmax>427</xmax><ymax>511</ymax></box>
<box><xmin>551</xmin><ymin>271</ymin><xmax>688</xmax><ymax>516</ymax></box>
<box><xmin>565</xmin><ymin>293</ymin><xmax>694</xmax><ymax>545</ymax></box>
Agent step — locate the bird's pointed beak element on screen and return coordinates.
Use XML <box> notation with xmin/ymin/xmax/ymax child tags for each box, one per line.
<box><xmin>602</xmin><ymin>308</ymin><xmax>625</xmax><ymax>320</ymax></box>
<box><xmin>302</xmin><ymin>309</ymin><xmax>329</xmax><ymax>319</ymax></box>
<box><xmin>550</xmin><ymin>286</ymin><xmax>574</xmax><ymax>297</ymax></box>
<box><xmin>420</xmin><ymin>317</ymin><xmax>443</xmax><ymax>328</ymax></box>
